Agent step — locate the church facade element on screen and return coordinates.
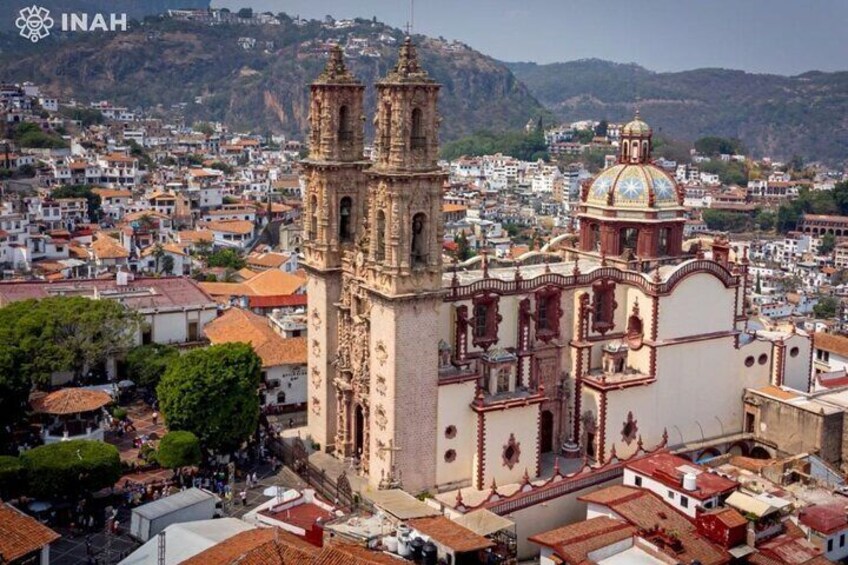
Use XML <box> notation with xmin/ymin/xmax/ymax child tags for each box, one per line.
<box><xmin>303</xmin><ymin>42</ymin><xmax>812</xmax><ymax>495</ymax></box>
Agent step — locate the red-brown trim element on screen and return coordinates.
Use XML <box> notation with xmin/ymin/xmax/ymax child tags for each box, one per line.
<box><xmin>535</xmin><ymin>285</ymin><xmax>562</xmax><ymax>343</ymax></box>
<box><xmin>582</xmin><ymin>375</ymin><xmax>656</xmax><ymax>392</ymax></box>
<box><xmin>476</xmin><ymin>408</ymin><xmax>486</xmax><ymax>490</ymax></box>
<box><xmin>591</xmin><ymin>279</ymin><xmax>617</xmax><ymax>335</ymax></box>
<box><xmin>598</xmin><ymin>389</ymin><xmax>608</xmax><ymax>465</ymax></box>
<box><xmin>643</xmin><ymin>329</ymin><xmax>740</xmax><ymax>348</ymax></box>
<box><xmin>470</xmin><ymin>393</ymin><xmax>546</xmax><ymax>413</ymax></box>
<box><xmin>471</xmin><ymin>292</ymin><xmax>501</xmax><ymax>351</ymax></box>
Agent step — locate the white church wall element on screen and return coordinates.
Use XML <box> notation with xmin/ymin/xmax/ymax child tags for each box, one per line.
<box><xmin>657</xmin><ymin>274</ymin><xmax>733</xmax><ymax>339</ymax></box>
<box><xmin>436</xmin><ymin>380</ymin><xmax>477</xmax><ymax>488</ymax></box>
<box><xmin>479</xmin><ymin>404</ymin><xmax>539</xmax><ymax>488</ymax></box>
<box><xmin>782</xmin><ymin>333</ymin><xmax>813</xmax><ymax>392</ymax></box>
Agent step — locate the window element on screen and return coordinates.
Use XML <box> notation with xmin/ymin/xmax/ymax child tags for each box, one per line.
<box><xmin>187</xmin><ymin>321</ymin><xmax>198</xmax><ymax>342</ymax></box>
<box><xmin>381</xmin><ymin>103</ymin><xmax>392</xmax><ymax>148</ymax></box>
<box><xmin>667</xmin><ymin>490</ymin><xmax>674</xmax><ymax>500</ymax></box>
<box><xmin>339</xmin><ymin>196</ymin><xmax>352</xmax><ymax>242</ymax></box>
<box><xmin>840</xmin><ymin>534</ymin><xmax>845</xmax><ymax>548</ymax></box>
<box><xmin>496</xmin><ymin>368</ymin><xmax>511</xmax><ymax>394</ymax></box>
<box><xmin>445</xmin><ymin>425</ymin><xmax>457</xmax><ymax>439</ymax></box>
<box><xmin>535</xmin><ymin>288</ymin><xmax>562</xmax><ymax>342</ymax></box>
<box><xmin>590</xmin><ymin>224</ymin><xmax>600</xmax><ymax>251</ymax></box>
<box><xmin>474</xmin><ymin>304</ymin><xmax>489</xmax><ymax>338</ymax></box>
<box><xmin>619</xmin><ymin>227</ymin><xmax>638</xmax><ymax>254</ymax></box>
<box><xmin>411</xmin><ymin>213</ymin><xmax>427</xmax><ymax>267</ymax></box>
<box><xmin>375</xmin><ymin>210</ymin><xmax>386</xmax><ymax>261</ymax></box>
<box><xmin>828</xmin><ymin>539</ymin><xmax>833</xmax><ymax>553</ymax></box>
<box><xmin>634</xmin><ymin>476</ymin><xmax>642</xmax><ymax>487</ymax></box>
<box><xmin>658</xmin><ymin>227</ymin><xmax>671</xmax><ymax>256</ymax></box>
<box><xmin>680</xmin><ymin>496</ymin><xmax>689</xmax><ymax>509</ymax></box>
<box><xmin>790</xmin><ymin>346</ymin><xmax>800</xmax><ymax>358</ymax></box>
<box><xmin>338</xmin><ymin>105</ymin><xmax>352</xmax><ymax>142</ymax></box>
<box><xmin>411</xmin><ymin>107</ymin><xmax>425</xmax><ymax>149</ymax></box>
<box><xmin>444</xmin><ymin>449</ymin><xmax>456</xmax><ymax>463</ymax></box>
<box><xmin>592</xmin><ymin>281</ymin><xmax>616</xmax><ymax>334</ymax></box>
<box><xmin>745</xmin><ymin>356</ymin><xmax>755</xmax><ymax>367</ymax></box>
<box><xmin>309</xmin><ymin>196</ymin><xmax>318</xmax><ymax>241</ymax></box>
<box><xmin>758</xmin><ymin>353</ymin><xmax>768</xmax><ymax>365</ymax></box>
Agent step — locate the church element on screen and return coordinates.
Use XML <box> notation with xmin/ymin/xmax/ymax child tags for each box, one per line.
<box><xmin>302</xmin><ymin>40</ymin><xmax>812</xmax><ymax>495</ymax></box>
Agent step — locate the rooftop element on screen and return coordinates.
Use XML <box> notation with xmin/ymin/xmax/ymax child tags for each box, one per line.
<box><xmin>204</xmin><ymin>308</ymin><xmax>306</xmax><ymax>367</ymax></box>
<box><xmin>0</xmin><ymin>503</ymin><xmax>60</xmax><ymax>562</ymax></box>
<box><xmin>625</xmin><ymin>452</ymin><xmax>739</xmax><ymax>500</ymax></box>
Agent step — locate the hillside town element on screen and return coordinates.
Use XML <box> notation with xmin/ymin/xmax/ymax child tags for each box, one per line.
<box><xmin>2</xmin><ymin>24</ymin><xmax>848</xmax><ymax>565</ymax></box>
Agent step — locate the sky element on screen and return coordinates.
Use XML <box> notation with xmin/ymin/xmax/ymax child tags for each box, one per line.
<box><xmin>212</xmin><ymin>0</ymin><xmax>848</xmax><ymax>75</ymax></box>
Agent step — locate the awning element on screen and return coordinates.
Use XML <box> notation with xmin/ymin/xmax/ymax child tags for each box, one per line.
<box><xmin>453</xmin><ymin>509</ymin><xmax>514</xmax><ymax>537</ymax></box>
<box><xmin>725</xmin><ymin>491</ymin><xmax>778</xmax><ymax>518</ymax></box>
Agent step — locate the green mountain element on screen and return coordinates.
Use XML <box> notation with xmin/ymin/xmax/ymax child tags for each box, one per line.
<box><xmin>506</xmin><ymin>59</ymin><xmax>848</xmax><ymax>165</ymax></box>
<box><xmin>0</xmin><ymin>16</ymin><xmax>544</xmax><ymax>142</ymax></box>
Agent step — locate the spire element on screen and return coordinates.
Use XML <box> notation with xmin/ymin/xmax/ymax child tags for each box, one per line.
<box><xmin>383</xmin><ymin>37</ymin><xmax>432</xmax><ymax>83</ymax></box>
<box><xmin>316</xmin><ymin>45</ymin><xmax>357</xmax><ymax>84</ymax></box>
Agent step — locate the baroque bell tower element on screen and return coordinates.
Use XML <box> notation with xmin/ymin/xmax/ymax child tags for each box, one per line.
<box><xmin>303</xmin><ymin>46</ymin><xmax>369</xmax><ymax>450</ymax></box>
<box><xmin>360</xmin><ymin>38</ymin><xmax>447</xmax><ymax>492</ymax></box>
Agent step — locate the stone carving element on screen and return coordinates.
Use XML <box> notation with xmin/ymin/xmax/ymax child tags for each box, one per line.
<box><xmin>375</xmin><ymin>341</ymin><xmax>388</xmax><ymax>366</ymax></box>
<box><xmin>311</xmin><ymin>366</ymin><xmax>322</xmax><ymax>388</ymax></box>
<box><xmin>375</xmin><ymin>374</ymin><xmax>387</xmax><ymax>396</ymax></box>
<box><xmin>311</xmin><ymin>308</ymin><xmax>321</xmax><ymax>331</ymax></box>
<box><xmin>311</xmin><ymin>339</ymin><xmax>320</xmax><ymax>358</ymax></box>
<box><xmin>311</xmin><ymin>397</ymin><xmax>321</xmax><ymax>416</ymax></box>
<box><xmin>621</xmin><ymin>411</ymin><xmax>638</xmax><ymax>445</ymax></box>
<box><xmin>374</xmin><ymin>404</ymin><xmax>387</xmax><ymax>431</ymax></box>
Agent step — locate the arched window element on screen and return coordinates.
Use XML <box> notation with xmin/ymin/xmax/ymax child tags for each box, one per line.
<box><xmin>411</xmin><ymin>212</ymin><xmax>427</xmax><ymax>266</ymax></box>
<box><xmin>382</xmin><ymin>103</ymin><xmax>392</xmax><ymax>149</ymax></box>
<box><xmin>622</xmin><ymin>143</ymin><xmax>629</xmax><ymax>161</ymax></box>
<box><xmin>339</xmin><ymin>196</ymin><xmax>353</xmax><ymax>242</ymax></box>
<box><xmin>590</xmin><ymin>224</ymin><xmax>601</xmax><ymax>251</ymax></box>
<box><xmin>619</xmin><ymin>227</ymin><xmax>638</xmax><ymax>254</ymax></box>
<box><xmin>338</xmin><ymin>105</ymin><xmax>352</xmax><ymax>142</ymax></box>
<box><xmin>375</xmin><ymin>210</ymin><xmax>386</xmax><ymax>261</ymax></box>
<box><xmin>631</xmin><ymin>140</ymin><xmax>639</xmax><ymax>162</ymax></box>
<box><xmin>658</xmin><ymin>227</ymin><xmax>671</xmax><ymax>256</ymax></box>
<box><xmin>411</xmin><ymin>108</ymin><xmax>425</xmax><ymax>149</ymax></box>
<box><xmin>276</xmin><ymin>391</ymin><xmax>286</xmax><ymax>405</ymax></box>
<box><xmin>309</xmin><ymin>196</ymin><xmax>318</xmax><ymax>241</ymax></box>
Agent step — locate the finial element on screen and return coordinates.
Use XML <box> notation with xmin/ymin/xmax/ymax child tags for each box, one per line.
<box><xmin>661</xmin><ymin>428</ymin><xmax>669</xmax><ymax>446</ymax></box>
<box><xmin>553</xmin><ymin>456</ymin><xmax>561</xmax><ymax>476</ymax></box>
<box><xmin>609</xmin><ymin>444</ymin><xmax>618</xmax><ymax>461</ymax></box>
<box><xmin>522</xmin><ymin>468</ymin><xmax>530</xmax><ymax>485</ymax></box>
<box><xmin>514</xmin><ymin>265</ymin><xmax>522</xmax><ymax>281</ymax></box>
<box><xmin>544</xmin><ymin>257</ymin><xmax>551</xmax><ymax>274</ymax></box>
<box><xmin>481</xmin><ymin>249</ymin><xmax>490</xmax><ymax>279</ymax></box>
<box><xmin>637</xmin><ymin>434</ymin><xmax>644</xmax><ymax>451</ymax></box>
<box><xmin>572</xmin><ymin>258</ymin><xmax>580</xmax><ymax>277</ymax></box>
<box><xmin>455</xmin><ymin>488</ymin><xmax>464</xmax><ymax>507</ymax></box>
<box><xmin>318</xmin><ymin>44</ymin><xmax>355</xmax><ymax>82</ymax></box>
<box><xmin>489</xmin><ymin>476</ymin><xmax>498</xmax><ymax>494</ymax></box>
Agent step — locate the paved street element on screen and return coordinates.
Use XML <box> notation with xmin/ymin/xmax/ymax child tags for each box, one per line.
<box><xmin>48</xmin><ymin>459</ymin><xmax>306</xmax><ymax>564</ymax></box>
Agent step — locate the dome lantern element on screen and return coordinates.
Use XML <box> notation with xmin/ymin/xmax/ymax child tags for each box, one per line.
<box><xmin>619</xmin><ymin>110</ymin><xmax>653</xmax><ymax>165</ymax></box>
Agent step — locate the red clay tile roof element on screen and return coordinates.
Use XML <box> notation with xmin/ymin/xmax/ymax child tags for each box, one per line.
<box><xmin>407</xmin><ymin>516</ymin><xmax>494</xmax><ymax>553</ymax></box>
<box><xmin>528</xmin><ymin>516</ymin><xmax>636</xmax><ymax>563</ymax></box>
<box><xmin>248</xmin><ymin>294</ymin><xmax>308</xmax><ymax>309</ymax></box>
<box><xmin>312</xmin><ymin>542</ymin><xmax>410</xmax><ymax>564</ymax></box>
<box><xmin>261</xmin><ymin>502</ymin><xmax>333</xmax><ymax>532</ymax></box>
<box><xmin>625</xmin><ymin>452</ymin><xmax>738</xmax><ymax>500</ymax></box>
<box><xmin>204</xmin><ymin>308</ymin><xmax>306</xmax><ymax>367</ymax></box>
<box><xmin>814</xmin><ymin>332</ymin><xmax>848</xmax><ymax>358</ymax></box>
<box><xmin>0</xmin><ymin>503</ymin><xmax>60</xmax><ymax>562</ymax></box>
<box><xmin>31</xmin><ymin>387</ymin><xmax>112</xmax><ymax>414</ymax></box>
<box><xmin>181</xmin><ymin>527</ymin><xmax>318</xmax><ymax>565</ymax></box>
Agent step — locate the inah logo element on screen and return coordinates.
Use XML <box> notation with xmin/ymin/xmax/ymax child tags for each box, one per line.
<box><xmin>16</xmin><ymin>5</ymin><xmax>54</xmax><ymax>43</ymax></box>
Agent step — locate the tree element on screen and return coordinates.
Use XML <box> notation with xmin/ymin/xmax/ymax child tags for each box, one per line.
<box><xmin>820</xmin><ymin>232</ymin><xmax>836</xmax><ymax>255</ymax></box>
<box><xmin>701</xmin><ymin>209</ymin><xmax>751</xmax><ymax>232</ymax></box>
<box><xmin>52</xmin><ymin>184</ymin><xmax>101</xmax><ymax>222</ymax></box>
<box><xmin>754</xmin><ymin>209</ymin><xmax>776</xmax><ymax>231</ymax></box>
<box><xmin>126</xmin><ymin>344</ymin><xmax>179</xmax><ymax>389</ymax></box>
<box><xmin>157</xmin><ymin>431</ymin><xmax>202</xmax><ymax>469</ymax></box>
<box><xmin>694</xmin><ymin>136</ymin><xmax>746</xmax><ymax>156</ymax></box>
<box><xmin>237</xmin><ymin>7</ymin><xmax>253</xmax><ymax>18</ymax></box>
<box><xmin>0</xmin><ymin>344</ymin><xmax>27</xmax><ymax>446</ymax></box>
<box><xmin>161</xmin><ymin>255</ymin><xmax>175</xmax><ymax>276</ymax></box>
<box><xmin>813</xmin><ymin>296</ymin><xmax>840</xmax><ymax>319</ymax></box>
<box><xmin>0</xmin><ymin>455</ymin><xmax>24</xmax><ymax>498</ymax></box>
<box><xmin>206</xmin><ymin>248</ymin><xmax>246</xmax><ymax>270</ymax></box>
<box><xmin>455</xmin><ymin>231</ymin><xmax>473</xmax><ymax>261</ymax></box>
<box><xmin>594</xmin><ymin>119</ymin><xmax>609</xmax><ymax>137</ymax></box>
<box><xmin>21</xmin><ymin>440</ymin><xmax>121</xmax><ymax>499</ymax></box>
<box><xmin>157</xmin><ymin>344</ymin><xmax>261</xmax><ymax>453</ymax></box>
<box><xmin>0</xmin><ymin>297</ymin><xmax>141</xmax><ymax>388</ymax></box>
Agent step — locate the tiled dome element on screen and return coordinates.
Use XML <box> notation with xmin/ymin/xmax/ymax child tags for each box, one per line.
<box><xmin>622</xmin><ymin>112</ymin><xmax>652</xmax><ymax>136</ymax></box>
<box><xmin>585</xmin><ymin>163</ymin><xmax>681</xmax><ymax>209</ymax></box>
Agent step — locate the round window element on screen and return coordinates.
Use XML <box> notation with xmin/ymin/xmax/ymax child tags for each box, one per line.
<box><xmin>758</xmin><ymin>354</ymin><xmax>768</xmax><ymax>365</ymax></box>
<box><xmin>790</xmin><ymin>347</ymin><xmax>800</xmax><ymax>358</ymax></box>
<box><xmin>745</xmin><ymin>356</ymin><xmax>755</xmax><ymax>367</ymax></box>
<box><xmin>445</xmin><ymin>425</ymin><xmax>457</xmax><ymax>439</ymax></box>
<box><xmin>444</xmin><ymin>449</ymin><xmax>456</xmax><ymax>463</ymax></box>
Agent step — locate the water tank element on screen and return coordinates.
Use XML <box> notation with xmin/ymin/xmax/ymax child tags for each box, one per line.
<box><xmin>397</xmin><ymin>535</ymin><xmax>411</xmax><ymax>558</ymax></box>
<box><xmin>410</xmin><ymin>537</ymin><xmax>425</xmax><ymax>562</ymax></box>
<box><xmin>384</xmin><ymin>536</ymin><xmax>398</xmax><ymax>553</ymax></box>
<box><xmin>421</xmin><ymin>541</ymin><xmax>437</xmax><ymax>565</ymax></box>
<box><xmin>683</xmin><ymin>473</ymin><xmax>698</xmax><ymax>491</ymax></box>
